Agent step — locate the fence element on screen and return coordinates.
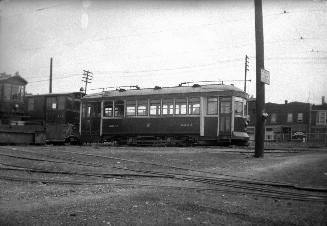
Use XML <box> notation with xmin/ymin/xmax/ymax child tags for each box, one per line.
<box><xmin>248</xmin><ymin>132</ymin><xmax>327</xmax><ymax>147</ymax></box>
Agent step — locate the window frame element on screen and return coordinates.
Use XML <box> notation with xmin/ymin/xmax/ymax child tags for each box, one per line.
<box><xmin>271</xmin><ymin>113</ymin><xmax>277</xmax><ymax>123</ymax></box>
<box><xmin>103</xmin><ymin>100</ymin><xmax>114</xmax><ymax>117</ymax></box>
<box><xmin>220</xmin><ymin>101</ymin><xmax>231</xmax><ymax>114</ymax></box>
<box><xmin>317</xmin><ymin>111</ymin><xmax>327</xmax><ymax>125</ymax></box>
<box><xmin>137</xmin><ymin>99</ymin><xmax>148</xmax><ymax>116</ymax></box>
<box><xmin>234</xmin><ymin>101</ymin><xmax>244</xmax><ymax>116</ymax></box>
<box><xmin>188</xmin><ymin>97</ymin><xmax>200</xmax><ymax>115</ymax></box>
<box><xmin>47</xmin><ymin>97</ymin><xmax>57</xmax><ymax>110</ymax></box>
<box><xmin>150</xmin><ymin>99</ymin><xmax>161</xmax><ymax>116</ymax></box>
<box><xmin>175</xmin><ymin>98</ymin><xmax>187</xmax><ymax>115</ymax></box>
<box><xmin>126</xmin><ymin>100</ymin><xmax>136</xmax><ymax>116</ymax></box>
<box><xmin>297</xmin><ymin>112</ymin><xmax>304</xmax><ymax>123</ymax></box>
<box><xmin>287</xmin><ymin>113</ymin><xmax>293</xmax><ymax>123</ymax></box>
<box><xmin>114</xmin><ymin>100</ymin><xmax>125</xmax><ymax>117</ymax></box>
<box><xmin>207</xmin><ymin>97</ymin><xmax>218</xmax><ymax>115</ymax></box>
<box><xmin>162</xmin><ymin>99</ymin><xmax>174</xmax><ymax>116</ymax></box>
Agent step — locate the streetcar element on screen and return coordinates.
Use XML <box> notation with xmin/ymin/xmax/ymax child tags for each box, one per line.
<box><xmin>80</xmin><ymin>84</ymin><xmax>249</xmax><ymax>146</ymax></box>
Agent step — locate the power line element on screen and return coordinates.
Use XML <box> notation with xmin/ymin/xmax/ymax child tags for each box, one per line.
<box><xmin>1</xmin><ymin>3</ymin><xmax>68</xmax><ymax>18</ymax></box>
<box><xmin>94</xmin><ymin>58</ymin><xmax>243</xmax><ymax>75</ymax></box>
<box><xmin>28</xmin><ymin>74</ymin><xmax>81</xmax><ymax>84</ymax></box>
<box><xmin>7</xmin><ymin>5</ymin><xmax>327</xmax><ymax>53</ymax></box>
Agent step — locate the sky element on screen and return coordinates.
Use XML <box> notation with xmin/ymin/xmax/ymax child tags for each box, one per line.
<box><xmin>0</xmin><ymin>0</ymin><xmax>326</xmax><ymax>104</ymax></box>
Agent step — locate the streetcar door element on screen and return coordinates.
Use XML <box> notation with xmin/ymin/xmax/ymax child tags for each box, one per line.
<box><xmin>219</xmin><ymin>98</ymin><xmax>232</xmax><ymax>136</ymax></box>
<box><xmin>81</xmin><ymin>101</ymin><xmax>101</xmax><ymax>142</ymax></box>
<box><xmin>204</xmin><ymin>97</ymin><xmax>219</xmax><ymax>137</ymax></box>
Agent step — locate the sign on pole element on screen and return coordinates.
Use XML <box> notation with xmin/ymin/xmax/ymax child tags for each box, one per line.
<box><xmin>260</xmin><ymin>69</ymin><xmax>270</xmax><ymax>85</ymax></box>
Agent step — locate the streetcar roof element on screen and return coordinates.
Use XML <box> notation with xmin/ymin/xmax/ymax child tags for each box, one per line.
<box><xmin>83</xmin><ymin>84</ymin><xmax>246</xmax><ymax>100</ymax></box>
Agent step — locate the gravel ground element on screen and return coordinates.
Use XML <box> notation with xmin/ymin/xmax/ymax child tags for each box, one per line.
<box><xmin>0</xmin><ymin>145</ymin><xmax>326</xmax><ymax>226</ymax></box>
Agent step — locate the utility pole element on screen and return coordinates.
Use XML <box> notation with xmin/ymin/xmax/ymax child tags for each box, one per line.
<box><xmin>254</xmin><ymin>0</ymin><xmax>265</xmax><ymax>158</ymax></box>
<box><xmin>49</xmin><ymin>57</ymin><xmax>53</xmax><ymax>93</ymax></box>
<box><xmin>244</xmin><ymin>55</ymin><xmax>249</xmax><ymax>93</ymax></box>
<box><xmin>81</xmin><ymin>70</ymin><xmax>93</xmax><ymax>95</ymax></box>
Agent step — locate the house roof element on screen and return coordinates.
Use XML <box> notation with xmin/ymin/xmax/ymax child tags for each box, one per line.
<box><xmin>0</xmin><ymin>73</ymin><xmax>28</xmax><ymax>84</ymax></box>
<box><xmin>83</xmin><ymin>84</ymin><xmax>245</xmax><ymax>100</ymax></box>
<box><xmin>312</xmin><ymin>103</ymin><xmax>327</xmax><ymax>110</ymax></box>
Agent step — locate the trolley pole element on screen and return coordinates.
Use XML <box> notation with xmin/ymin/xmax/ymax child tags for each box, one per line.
<box><xmin>254</xmin><ymin>0</ymin><xmax>265</xmax><ymax>158</ymax></box>
<box><xmin>82</xmin><ymin>70</ymin><xmax>93</xmax><ymax>95</ymax></box>
<box><xmin>49</xmin><ymin>57</ymin><xmax>53</xmax><ymax>93</ymax></box>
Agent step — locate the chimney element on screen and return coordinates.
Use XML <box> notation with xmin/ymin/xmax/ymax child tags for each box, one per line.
<box><xmin>322</xmin><ymin>96</ymin><xmax>326</xmax><ymax>105</ymax></box>
<box><xmin>285</xmin><ymin>100</ymin><xmax>288</xmax><ymax>104</ymax></box>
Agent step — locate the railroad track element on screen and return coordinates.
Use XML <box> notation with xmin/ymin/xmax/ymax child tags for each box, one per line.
<box><xmin>0</xmin><ymin>147</ymin><xmax>326</xmax><ymax>202</ymax></box>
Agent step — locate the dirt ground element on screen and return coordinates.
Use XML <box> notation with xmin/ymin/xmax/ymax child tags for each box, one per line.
<box><xmin>0</xmin><ymin>145</ymin><xmax>326</xmax><ymax>226</ymax></box>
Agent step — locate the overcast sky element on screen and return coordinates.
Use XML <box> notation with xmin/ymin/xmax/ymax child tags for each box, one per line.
<box><xmin>0</xmin><ymin>0</ymin><xmax>326</xmax><ymax>104</ymax></box>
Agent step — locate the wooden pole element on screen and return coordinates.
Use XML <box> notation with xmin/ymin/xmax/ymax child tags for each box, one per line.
<box><xmin>254</xmin><ymin>0</ymin><xmax>265</xmax><ymax>157</ymax></box>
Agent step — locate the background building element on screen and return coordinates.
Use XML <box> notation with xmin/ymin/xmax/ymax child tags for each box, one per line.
<box><xmin>247</xmin><ymin>99</ymin><xmax>311</xmax><ymax>142</ymax></box>
<box><xmin>310</xmin><ymin>97</ymin><xmax>327</xmax><ymax>143</ymax></box>
<box><xmin>0</xmin><ymin>72</ymin><xmax>27</xmax><ymax>124</ymax></box>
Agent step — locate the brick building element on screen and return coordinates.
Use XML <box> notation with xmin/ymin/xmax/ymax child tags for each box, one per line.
<box><xmin>247</xmin><ymin>99</ymin><xmax>311</xmax><ymax>142</ymax></box>
<box><xmin>310</xmin><ymin>97</ymin><xmax>327</xmax><ymax>143</ymax></box>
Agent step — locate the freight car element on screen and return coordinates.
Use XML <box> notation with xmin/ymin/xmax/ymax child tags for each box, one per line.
<box><xmin>25</xmin><ymin>92</ymin><xmax>84</xmax><ymax>144</ymax></box>
<box><xmin>80</xmin><ymin>84</ymin><xmax>249</xmax><ymax>146</ymax></box>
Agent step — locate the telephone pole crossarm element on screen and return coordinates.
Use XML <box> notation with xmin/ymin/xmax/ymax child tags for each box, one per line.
<box><xmin>244</xmin><ymin>55</ymin><xmax>249</xmax><ymax>92</ymax></box>
<box><xmin>82</xmin><ymin>70</ymin><xmax>93</xmax><ymax>94</ymax></box>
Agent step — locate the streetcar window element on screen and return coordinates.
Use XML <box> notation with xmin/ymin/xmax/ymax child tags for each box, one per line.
<box><xmin>220</xmin><ymin>101</ymin><xmax>231</xmax><ymax>114</ymax></box>
<box><xmin>188</xmin><ymin>97</ymin><xmax>200</xmax><ymax>115</ymax></box>
<box><xmin>126</xmin><ymin>100</ymin><xmax>136</xmax><ymax>116</ymax></box>
<box><xmin>175</xmin><ymin>98</ymin><xmax>187</xmax><ymax>115</ymax></box>
<box><xmin>114</xmin><ymin>100</ymin><xmax>124</xmax><ymax>117</ymax></box>
<box><xmin>234</xmin><ymin>101</ymin><xmax>243</xmax><ymax>116</ymax></box>
<box><xmin>82</xmin><ymin>104</ymin><xmax>86</xmax><ymax>118</ymax></box>
<box><xmin>162</xmin><ymin>99</ymin><xmax>174</xmax><ymax>115</ymax></box>
<box><xmin>87</xmin><ymin>106</ymin><xmax>92</xmax><ymax>117</ymax></box>
<box><xmin>93</xmin><ymin>102</ymin><xmax>101</xmax><ymax>117</ymax></box>
<box><xmin>137</xmin><ymin>100</ymin><xmax>148</xmax><ymax>116</ymax></box>
<box><xmin>47</xmin><ymin>97</ymin><xmax>57</xmax><ymax>110</ymax></box>
<box><xmin>207</xmin><ymin>97</ymin><xmax>218</xmax><ymax>115</ymax></box>
<box><xmin>104</xmin><ymin>101</ymin><xmax>113</xmax><ymax>117</ymax></box>
<box><xmin>58</xmin><ymin>96</ymin><xmax>65</xmax><ymax>110</ymax></box>
<box><xmin>150</xmin><ymin>99</ymin><xmax>161</xmax><ymax>116</ymax></box>
<box><xmin>27</xmin><ymin>98</ymin><xmax>34</xmax><ymax>111</ymax></box>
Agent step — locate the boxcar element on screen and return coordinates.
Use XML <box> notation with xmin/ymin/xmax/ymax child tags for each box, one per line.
<box><xmin>80</xmin><ymin>84</ymin><xmax>249</xmax><ymax>146</ymax></box>
<box><xmin>25</xmin><ymin>92</ymin><xmax>83</xmax><ymax>144</ymax></box>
